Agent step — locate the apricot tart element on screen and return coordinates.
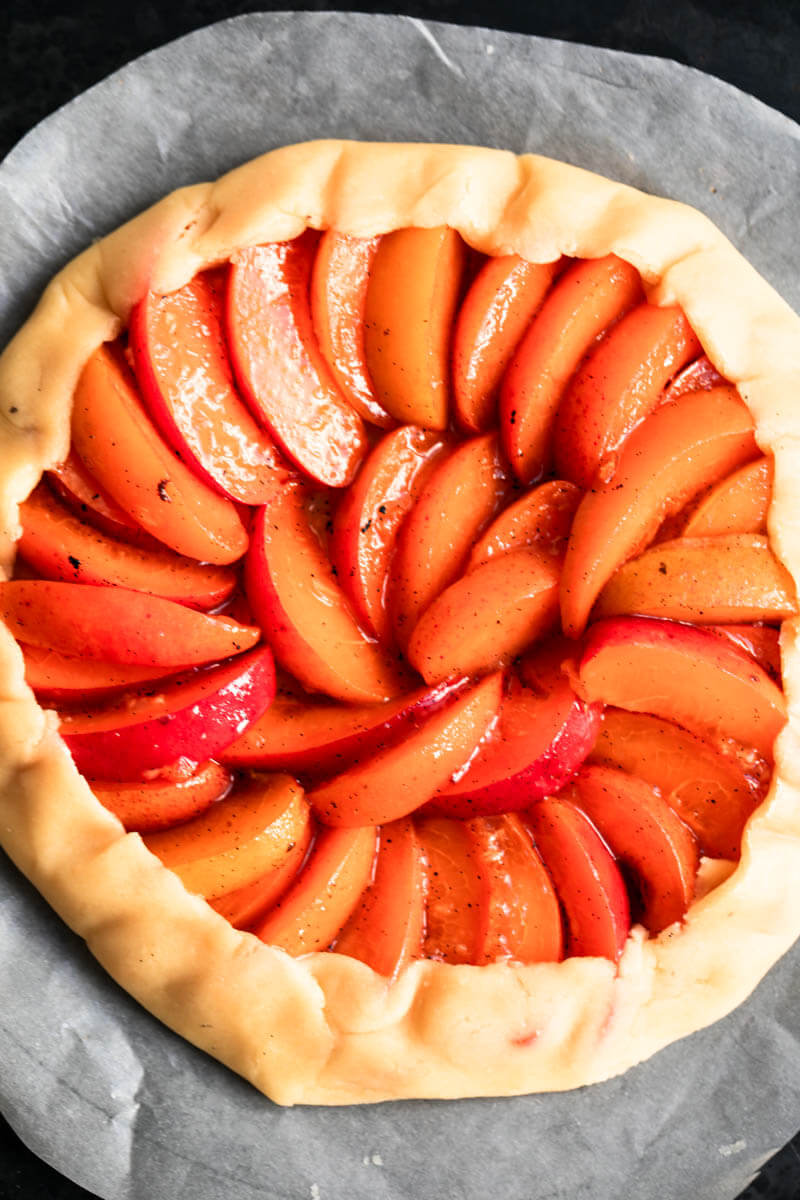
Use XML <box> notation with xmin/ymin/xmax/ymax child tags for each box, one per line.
<box><xmin>1</xmin><ymin>141</ymin><xmax>799</xmax><ymax>1106</ymax></box>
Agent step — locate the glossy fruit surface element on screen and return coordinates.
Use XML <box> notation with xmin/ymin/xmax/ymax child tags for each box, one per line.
<box><xmin>60</xmin><ymin>646</ymin><xmax>276</xmax><ymax>780</ymax></box>
<box><xmin>9</xmin><ymin>228</ymin><xmax>790</xmax><ymax>977</ymax></box>
<box><xmin>131</xmin><ymin>268</ymin><xmax>290</xmax><ymax>505</ymax></box>
<box><xmin>227</xmin><ymin>234</ymin><xmax>368</xmax><ymax>486</ymax></box>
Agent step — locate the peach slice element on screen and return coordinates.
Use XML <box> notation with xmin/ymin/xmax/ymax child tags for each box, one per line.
<box><xmin>407</xmin><ymin>547</ymin><xmax>561</xmax><ymax>684</ymax></box>
<box><xmin>573</xmin><ymin>765</ymin><xmax>699</xmax><ymax>934</ymax></box>
<box><xmin>91</xmin><ymin>761</ymin><xmax>233</xmax><ymax>834</ymax></box>
<box><xmin>389</xmin><ymin>432</ymin><xmax>512</xmax><ymax>648</ymax></box>
<box><xmin>333</xmin><ymin>818</ymin><xmax>426</xmax><ymax>978</ymax></box>
<box><xmin>579</xmin><ymin>617</ymin><xmax>787</xmax><ymax>759</ymax></box>
<box><xmin>430</xmin><ymin>670</ymin><xmax>600</xmax><ymax>818</ymax></box>
<box><xmin>500</xmin><ymin>254</ymin><xmax>643</xmax><ymax>484</ymax></box>
<box><xmin>364</xmin><ymin>226</ymin><xmax>467</xmax><ymax>429</ymax></box>
<box><xmin>0</xmin><ymin>580</ymin><xmax>260</xmax><ymax>666</ymax></box>
<box><xmin>226</xmin><ymin>233</ymin><xmax>368</xmax><ymax>487</ymax></box>
<box><xmin>527</xmin><ymin>795</ymin><xmax>630</xmax><ymax>961</ymax></box>
<box><xmin>21</xmin><ymin>643</ymin><xmax>176</xmax><ymax>700</ymax></box>
<box><xmin>220</xmin><ymin>676</ymin><xmax>468</xmax><ymax>776</ymax></box>
<box><xmin>553</xmin><ymin>303</ymin><xmax>702</xmax><ymax>489</ymax></box>
<box><xmin>452</xmin><ymin>255</ymin><xmax>560</xmax><ymax>433</ymax></box>
<box><xmin>60</xmin><ymin>645</ymin><xmax>276</xmax><ymax>780</ymax></box>
<box><xmin>330</xmin><ymin>425</ymin><xmax>448</xmax><ymax>641</ymax></box>
<box><xmin>130</xmin><ymin>267</ymin><xmax>290</xmax><ymax>506</ymax></box>
<box><xmin>595</xmin><ymin>534</ymin><xmax>797</xmax><ymax>624</ymax></box>
<box><xmin>245</xmin><ymin>486</ymin><xmax>407</xmax><ymax>703</ymax></box>
<box><xmin>467</xmin><ymin>479</ymin><xmax>580</xmax><ymax>572</ymax></box>
<box><xmin>560</xmin><ymin>386</ymin><xmax>758</xmax><ymax>635</ymax></box>
<box><xmin>253</xmin><ymin>825</ymin><xmax>378</xmax><ymax>955</ymax></box>
<box><xmin>663</xmin><ymin>353</ymin><xmax>726</xmax><ymax>400</ymax></box>
<box><xmin>416</xmin><ymin>815</ymin><xmax>489</xmax><ymax>965</ymax></box>
<box><xmin>71</xmin><ymin>344</ymin><xmax>248</xmax><ymax>565</ymax></box>
<box><xmin>309</xmin><ymin>231</ymin><xmax>392</xmax><ymax>427</ymax></box>
<box><xmin>208</xmin><ymin>823</ymin><xmax>313</xmax><ymax>930</ymax></box>
<box><xmin>308</xmin><ymin>672</ymin><xmax>503</xmax><ymax>827</ymax></box>
<box><xmin>681</xmin><ymin>456</ymin><xmax>772</xmax><ymax>537</ymax></box>
<box><xmin>47</xmin><ymin>450</ymin><xmax>147</xmax><ymax>543</ymax></box>
<box><xmin>472</xmin><ymin>814</ymin><xmax>563</xmax><ymax>965</ymax></box>
<box><xmin>144</xmin><ymin>773</ymin><xmax>310</xmax><ymax>900</ymax></box>
<box><xmin>710</xmin><ymin>623</ymin><xmax>782</xmax><ymax>680</ymax></box>
<box><xmin>18</xmin><ymin>483</ymin><xmax>237</xmax><ymax>609</ymax></box>
<box><xmin>588</xmin><ymin>708</ymin><xmax>766</xmax><ymax>858</ymax></box>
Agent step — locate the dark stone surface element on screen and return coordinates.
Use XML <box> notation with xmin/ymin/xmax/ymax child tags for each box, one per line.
<box><xmin>1</xmin><ymin>1</ymin><xmax>799</xmax><ymax>1197</ymax></box>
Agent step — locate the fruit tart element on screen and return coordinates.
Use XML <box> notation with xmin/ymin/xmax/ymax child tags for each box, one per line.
<box><xmin>0</xmin><ymin>140</ymin><xmax>799</xmax><ymax>1106</ymax></box>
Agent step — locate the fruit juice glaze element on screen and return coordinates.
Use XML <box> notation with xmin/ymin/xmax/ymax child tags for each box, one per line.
<box><xmin>5</xmin><ymin>218</ymin><xmax>792</xmax><ymax>984</ymax></box>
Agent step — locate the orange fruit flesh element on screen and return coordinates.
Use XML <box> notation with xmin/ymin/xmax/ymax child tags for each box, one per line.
<box><xmin>10</xmin><ymin>230</ymin><xmax>789</xmax><ymax>976</ymax></box>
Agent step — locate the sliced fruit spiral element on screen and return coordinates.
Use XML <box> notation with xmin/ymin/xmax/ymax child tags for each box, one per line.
<box><xmin>8</xmin><ymin>225</ymin><xmax>790</xmax><ymax>977</ymax></box>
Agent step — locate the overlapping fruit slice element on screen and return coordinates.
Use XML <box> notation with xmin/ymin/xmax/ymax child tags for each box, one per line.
<box><xmin>6</xmin><ymin>223</ymin><xmax>793</xmax><ymax>980</ymax></box>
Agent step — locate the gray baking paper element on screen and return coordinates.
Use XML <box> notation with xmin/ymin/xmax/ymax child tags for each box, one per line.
<box><xmin>1</xmin><ymin>12</ymin><xmax>800</xmax><ymax>1200</ymax></box>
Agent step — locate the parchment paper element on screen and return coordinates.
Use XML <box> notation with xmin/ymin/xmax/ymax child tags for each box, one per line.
<box><xmin>2</xmin><ymin>12</ymin><xmax>800</xmax><ymax>1200</ymax></box>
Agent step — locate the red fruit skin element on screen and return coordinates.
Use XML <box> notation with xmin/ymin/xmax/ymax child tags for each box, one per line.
<box><xmin>429</xmin><ymin>675</ymin><xmax>601</xmax><ymax>819</ymax></box>
<box><xmin>130</xmin><ymin>268</ymin><xmax>290</xmax><ymax>506</ymax></box>
<box><xmin>527</xmin><ymin>796</ymin><xmax>631</xmax><ymax>962</ymax></box>
<box><xmin>244</xmin><ymin>492</ymin><xmax>407</xmax><ymax>703</ymax></box>
<box><xmin>62</xmin><ymin>647</ymin><xmax>276</xmax><ymax>781</ymax></box>
<box><xmin>578</xmin><ymin>615</ymin><xmax>787</xmax><ymax>759</ymax></box>
<box><xmin>221</xmin><ymin>676</ymin><xmax>470</xmax><ymax>777</ymax></box>
<box><xmin>227</xmin><ymin>235</ymin><xmax>368</xmax><ymax>488</ymax></box>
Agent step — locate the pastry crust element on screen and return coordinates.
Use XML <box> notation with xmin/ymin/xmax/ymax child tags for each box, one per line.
<box><xmin>1</xmin><ymin>139</ymin><xmax>799</xmax><ymax>1105</ymax></box>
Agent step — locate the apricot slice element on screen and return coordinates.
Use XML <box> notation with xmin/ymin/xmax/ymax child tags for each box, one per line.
<box><xmin>310</xmin><ymin>231</ymin><xmax>392</xmax><ymax>427</ymax></box>
<box><xmin>527</xmin><ymin>795</ymin><xmax>630</xmax><ymax>961</ymax></box>
<box><xmin>560</xmin><ymin>386</ymin><xmax>758</xmax><ymax>635</ymax></box>
<box><xmin>588</xmin><ymin>708</ymin><xmax>766</xmax><ymax>858</ymax></box>
<box><xmin>22</xmin><ymin>643</ymin><xmax>175</xmax><ymax>700</ymax></box>
<box><xmin>364</xmin><ymin>226</ymin><xmax>467</xmax><ymax>429</ymax></box>
<box><xmin>144</xmin><ymin>773</ymin><xmax>310</xmax><ymax>900</ymax></box>
<box><xmin>245</xmin><ymin>485</ymin><xmax>407</xmax><ymax>703</ymax></box>
<box><xmin>389</xmin><ymin>432</ymin><xmax>512</xmax><ymax>648</ymax></box>
<box><xmin>47</xmin><ymin>450</ymin><xmax>146</xmax><ymax>542</ymax></box>
<box><xmin>467</xmin><ymin>479</ymin><xmax>580</xmax><ymax>572</ymax></box>
<box><xmin>452</xmin><ymin>255</ymin><xmax>560</xmax><ymax>433</ymax></box>
<box><xmin>663</xmin><ymin>353</ymin><xmax>726</xmax><ymax>400</ymax></box>
<box><xmin>407</xmin><ymin>547</ymin><xmax>561</xmax><ymax>684</ymax></box>
<box><xmin>226</xmin><ymin>233</ymin><xmax>368</xmax><ymax>487</ymax></box>
<box><xmin>60</xmin><ymin>645</ymin><xmax>276</xmax><ymax>780</ymax></box>
<box><xmin>308</xmin><ymin>672</ymin><xmax>503</xmax><ymax>827</ymax></box>
<box><xmin>573</xmin><ymin>765</ymin><xmax>699</xmax><ymax>934</ymax></box>
<box><xmin>579</xmin><ymin>617</ymin><xmax>787</xmax><ymax>759</ymax></box>
<box><xmin>71</xmin><ymin>344</ymin><xmax>248</xmax><ymax>565</ymax></box>
<box><xmin>18</xmin><ymin>483</ymin><xmax>237</xmax><ymax>609</ymax></box>
<box><xmin>130</xmin><ymin>267</ymin><xmax>290</xmax><ymax>505</ymax></box>
<box><xmin>595</xmin><ymin>534</ymin><xmax>797</xmax><ymax>624</ymax></box>
<box><xmin>501</xmin><ymin>254</ymin><xmax>643</xmax><ymax>484</ymax></box>
<box><xmin>220</xmin><ymin>676</ymin><xmax>468</xmax><ymax>776</ymax></box>
<box><xmin>333</xmin><ymin>818</ymin><xmax>426</xmax><ymax>978</ymax></box>
<box><xmin>91</xmin><ymin>761</ymin><xmax>233</xmax><ymax>834</ymax></box>
<box><xmin>330</xmin><ymin>425</ymin><xmax>448</xmax><ymax>641</ymax></box>
<box><xmin>431</xmin><ymin>670</ymin><xmax>600</xmax><ymax>818</ymax></box>
<box><xmin>681</xmin><ymin>456</ymin><xmax>772</xmax><ymax>537</ymax></box>
<box><xmin>209</xmin><ymin>824</ymin><xmax>313</xmax><ymax>929</ymax></box>
<box><xmin>0</xmin><ymin>580</ymin><xmax>260</xmax><ymax>667</ymax></box>
<box><xmin>416</xmin><ymin>815</ymin><xmax>488</xmax><ymax>965</ymax></box>
<box><xmin>253</xmin><ymin>825</ymin><xmax>377</xmax><ymax>955</ymax></box>
<box><xmin>472</xmin><ymin>814</ymin><xmax>563</xmax><ymax>964</ymax></box>
<box><xmin>553</xmin><ymin>303</ymin><xmax>702</xmax><ymax>489</ymax></box>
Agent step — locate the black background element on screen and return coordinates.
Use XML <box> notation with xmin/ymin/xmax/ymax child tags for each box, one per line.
<box><xmin>1</xmin><ymin>1</ymin><xmax>800</xmax><ymax>1197</ymax></box>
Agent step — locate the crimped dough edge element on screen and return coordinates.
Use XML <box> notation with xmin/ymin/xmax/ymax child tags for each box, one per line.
<box><xmin>0</xmin><ymin>139</ymin><xmax>799</xmax><ymax>1106</ymax></box>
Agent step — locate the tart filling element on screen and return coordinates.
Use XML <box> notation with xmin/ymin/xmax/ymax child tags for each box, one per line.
<box><xmin>0</xmin><ymin>140</ymin><xmax>799</xmax><ymax>1105</ymax></box>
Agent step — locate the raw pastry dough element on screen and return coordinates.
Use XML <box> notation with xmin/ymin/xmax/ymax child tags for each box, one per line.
<box><xmin>0</xmin><ymin>140</ymin><xmax>799</xmax><ymax>1105</ymax></box>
